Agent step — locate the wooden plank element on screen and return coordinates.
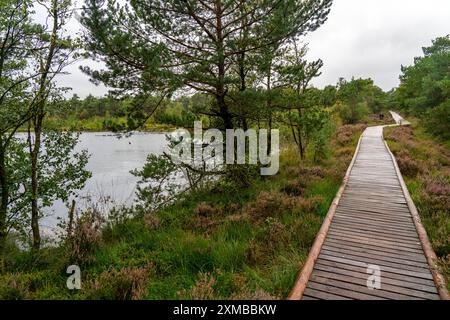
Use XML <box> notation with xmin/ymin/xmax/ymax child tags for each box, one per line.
<box><xmin>329</xmin><ymin>225</ymin><xmax>421</xmax><ymax>244</ymax></box>
<box><xmin>306</xmin><ymin>281</ymin><xmax>385</xmax><ymax>300</ymax></box>
<box><xmin>322</xmin><ymin>244</ymin><xmax>430</xmax><ymax>269</ymax></box>
<box><xmin>331</xmin><ymin>219</ymin><xmax>419</xmax><ymax>236</ymax></box>
<box><xmin>335</xmin><ymin>212</ymin><xmax>415</xmax><ymax>226</ymax></box>
<box><xmin>333</xmin><ymin>216</ymin><xmax>417</xmax><ymax>231</ymax></box>
<box><xmin>333</xmin><ymin>215</ymin><xmax>416</xmax><ymax>231</ymax></box>
<box><xmin>334</xmin><ymin>212</ymin><xmax>415</xmax><ymax>227</ymax></box>
<box><xmin>326</xmin><ymin>232</ymin><xmax>424</xmax><ymax>253</ymax></box>
<box><xmin>329</xmin><ymin>223</ymin><xmax>420</xmax><ymax>240</ymax></box>
<box><xmin>310</xmin><ymin>275</ymin><xmax>425</xmax><ymax>300</ymax></box>
<box><xmin>336</xmin><ymin>204</ymin><xmax>411</xmax><ymax>215</ymax></box>
<box><xmin>320</xmin><ymin>249</ymin><xmax>431</xmax><ymax>274</ymax></box>
<box><xmin>319</xmin><ymin>254</ymin><xmax>434</xmax><ymax>280</ymax></box>
<box><xmin>312</xmin><ymin>270</ymin><xmax>439</xmax><ymax>300</ymax></box>
<box><xmin>341</xmin><ymin>195</ymin><xmax>407</xmax><ymax>204</ymax></box>
<box><xmin>324</xmin><ymin>237</ymin><xmax>427</xmax><ymax>263</ymax></box>
<box><xmin>314</xmin><ymin>262</ymin><xmax>437</xmax><ymax>293</ymax></box>
<box><xmin>301</xmin><ymin>295</ymin><xmax>320</xmax><ymax>300</ymax></box>
<box><xmin>302</xmin><ymin>288</ymin><xmax>350</xmax><ymax>300</ymax></box>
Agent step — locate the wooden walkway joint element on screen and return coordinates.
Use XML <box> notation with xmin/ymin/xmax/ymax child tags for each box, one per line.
<box><xmin>289</xmin><ymin>112</ymin><xmax>448</xmax><ymax>300</ymax></box>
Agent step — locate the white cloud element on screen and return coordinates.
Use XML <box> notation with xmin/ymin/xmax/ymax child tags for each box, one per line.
<box><xmin>303</xmin><ymin>0</ymin><xmax>450</xmax><ymax>90</ymax></box>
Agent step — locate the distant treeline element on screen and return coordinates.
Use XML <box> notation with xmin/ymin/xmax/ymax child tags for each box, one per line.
<box><xmin>52</xmin><ymin>78</ymin><xmax>390</xmax><ymax>131</ymax></box>
<box><xmin>49</xmin><ymin>94</ymin><xmax>202</xmax><ymax>129</ymax></box>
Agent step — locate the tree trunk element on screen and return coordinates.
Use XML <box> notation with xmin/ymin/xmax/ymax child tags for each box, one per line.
<box><xmin>217</xmin><ymin>94</ymin><xmax>233</xmax><ymax>129</ymax></box>
<box><xmin>266</xmin><ymin>68</ymin><xmax>272</xmax><ymax>155</ymax></box>
<box><xmin>215</xmin><ymin>0</ymin><xmax>233</xmax><ymax>130</ymax></box>
<box><xmin>297</xmin><ymin>125</ymin><xmax>304</xmax><ymax>159</ymax></box>
<box><xmin>0</xmin><ymin>140</ymin><xmax>8</xmax><ymax>268</ymax></box>
<box><xmin>28</xmin><ymin>115</ymin><xmax>43</xmax><ymax>252</ymax></box>
<box><xmin>238</xmin><ymin>52</ymin><xmax>248</xmax><ymax>130</ymax></box>
<box><xmin>27</xmin><ymin>0</ymin><xmax>58</xmax><ymax>252</ymax></box>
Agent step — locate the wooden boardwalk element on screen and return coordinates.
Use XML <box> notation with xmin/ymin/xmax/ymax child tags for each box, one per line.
<box><xmin>290</xmin><ymin>112</ymin><xmax>446</xmax><ymax>300</ymax></box>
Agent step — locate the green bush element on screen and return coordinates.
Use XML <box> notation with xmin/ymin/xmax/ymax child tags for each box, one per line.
<box><xmin>424</xmin><ymin>100</ymin><xmax>450</xmax><ymax>139</ymax></box>
<box><xmin>338</xmin><ymin>101</ymin><xmax>369</xmax><ymax>124</ymax></box>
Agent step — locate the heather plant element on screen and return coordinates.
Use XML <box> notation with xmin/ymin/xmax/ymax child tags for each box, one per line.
<box><xmin>385</xmin><ymin>124</ymin><xmax>450</xmax><ymax>290</ymax></box>
<box><xmin>86</xmin><ymin>266</ymin><xmax>150</xmax><ymax>300</ymax></box>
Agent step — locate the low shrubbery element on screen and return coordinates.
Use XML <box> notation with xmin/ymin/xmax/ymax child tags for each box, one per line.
<box><xmin>385</xmin><ymin>122</ymin><xmax>450</xmax><ymax>290</ymax></box>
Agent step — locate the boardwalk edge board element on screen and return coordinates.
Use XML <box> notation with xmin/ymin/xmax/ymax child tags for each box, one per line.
<box><xmin>382</xmin><ymin>131</ymin><xmax>449</xmax><ymax>300</ymax></box>
<box><xmin>288</xmin><ymin>112</ymin><xmax>449</xmax><ymax>300</ymax></box>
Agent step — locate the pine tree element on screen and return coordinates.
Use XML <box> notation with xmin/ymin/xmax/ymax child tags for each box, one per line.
<box><xmin>81</xmin><ymin>0</ymin><xmax>332</xmax><ymax>130</ymax></box>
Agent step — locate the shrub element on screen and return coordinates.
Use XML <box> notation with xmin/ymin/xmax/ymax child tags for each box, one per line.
<box><xmin>312</xmin><ymin>132</ymin><xmax>329</xmax><ymax>163</ymax></box>
<box><xmin>66</xmin><ymin>209</ymin><xmax>104</xmax><ymax>266</ymax></box>
<box><xmin>245</xmin><ymin>239</ymin><xmax>265</xmax><ymax>265</ymax></box>
<box><xmin>394</xmin><ymin>150</ymin><xmax>421</xmax><ymax>177</ymax></box>
<box><xmin>0</xmin><ymin>273</ymin><xmax>31</xmax><ymax>300</ymax></box>
<box><xmin>178</xmin><ymin>272</ymin><xmax>216</xmax><ymax>299</ymax></box>
<box><xmin>424</xmin><ymin>100</ymin><xmax>450</xmax><ymax>140</ymax></box>
<box><xmin>87</xmin><ymin>267</ymin><xmax>150</xmax><ymax>300</ymax></box>
<box><xmin>143</xmin><ymin>214</ymin><xmax>161</xmax><ymax>230</ymax></box>
<box><xmin>292</xmin><ymin>195</ymin><xmax>325</xmax><ymax>214</ymax></box>
<box><xmin>194</xmin><ymin>202</ymin><xmax>223</xmax><ymax>216</ymax></box>
<box><xmin>242</xmin><ymin>191</ymin><xmax>292</xmax><ymax>221</ymax></box>
<box><xmin>297</xmin><ymin>166</ymin><xmax>325</xmax><ymax>179</ymax></box>
<box><xmin>280</xmin><ymin>180</ymin><xmax>306</xmax><ymax>196</ymax></box>
<box><xmin>224</xmin><ymin>164</ymin><xmax>260</xmax><ymax>188</ymax></box>
<box><xmin>229</xmin><ymin>274</ymin><xmax>278</xmax><ymax>300</ymax></box>
<box><xmin>385</xmin><ymin>126</ymin><xmax>414</xmax><ymax>143</ymax></box>
<box><xmin>188</xmin><ymin>216</ymin><xmax>219</xmax><ymax>233</ymax></box>
<box><xmin>339</xmin><ymin>102</ymin><xmax>369</xmax><ymax>124</ymax></box>
<box><xmin>336</xmin><ymin>124</ymin><xmax>366</xmax><ymax>146</ymax></box>
<box><xmin>311</xmin><ymin>120</ymin><xmax>334</xmax><ymax>163</ymax></box>
<box><xmin>423</xmin><ymin>177</ymin><xmax>450</xmax><ymax>213</ymax></box>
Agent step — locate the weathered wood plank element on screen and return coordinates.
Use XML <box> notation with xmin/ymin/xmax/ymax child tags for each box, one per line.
<box><xmin>314</xmin><ymin>262</ymin><xmax>437</xmax><ymax>293</ymax></box>
<box><xmin>307</xmin><ymin>281</ymin><xmax>386</xmax><ymax>300</ymax></box>
<box><xmin>310</xmin><ymin>275</ymin><xmax>425</xmax><ymax>300</ymax></box>
<box><xmin>324</xmin><ymin>238</ymin><xmax>428</xmax><ymax>263</ymax></box>
<box><xmin>302</xmin><ymin>288</ymin><xmax>350</xmax><ymax>300</ymax></box>
<box><xmin>312</xmin><ymin>270</ymin><xmax>439</xmax><ymax>300</ymax></box>
<box><xmin>315</xmin><ymin>258</ymin><xmax>437</xmax><ymax>287</ymax></box>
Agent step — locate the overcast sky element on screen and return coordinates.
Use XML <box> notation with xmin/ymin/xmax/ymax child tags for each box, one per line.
<box><xmin>54</xmin><ymin>0</ymin><xmax>450</xmax><ymax>98</ymax></box>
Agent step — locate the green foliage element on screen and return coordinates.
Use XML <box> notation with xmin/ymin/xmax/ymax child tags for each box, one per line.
<box><xmin>45</xmin><ymin>94</ymin><xmax>204</xmax><ymax>131</ymax></box>
<box><xmin>423</xmin><ymin>100</ymin><xmax>450</xmax><ymax>139</ymax></box>
<box><xmin>80</xmin><ymin>0</ymin><xmax>332</xmax><ymax>130</ymax></box>
<box><xmin>336</xmin><ymin>78</ymin><xmax>383</xmax><ymax>124</ymax></box>
<box><xmin>283</xmin><ymin>88</ymin><xmax>331</xmax><ymax>159</ymax></box>
<box><xmin>131</xmin><ymin>153</ymin><xmax>179</xmax><ymax>212</ymax></box>
<box><xmin>0</xmin><ymin>0</ymin><xmax>39</xmax><ymax>135</ymax></box>
<box><xmin>396</xmin><ymin>36</ymin><xmax>450</xmax><ymax>113</ymax></box>
<box><xmin>6</xmin><ymin>131</ymin><xmax>91</xmax><ymax>241</ymax></box>
<box><xmin>311</xmin><ymin>120</ymin><xmax>335</xmax><ymax>163</ymax></box>
<box><xmin>338</xmin><ymin>101</ymin><xmax>369</xmax><ymax>124</ymax></box>
<box><xmin>395</xmin><ymin>35</ymin><xmax>450</xmax><ymax>139</ymax></box>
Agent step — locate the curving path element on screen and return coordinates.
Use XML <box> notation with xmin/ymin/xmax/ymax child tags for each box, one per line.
<box><xmin>289</xmin><ymin>112</ymin><xmax>447</xmax><ymax>300</ymax></box>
